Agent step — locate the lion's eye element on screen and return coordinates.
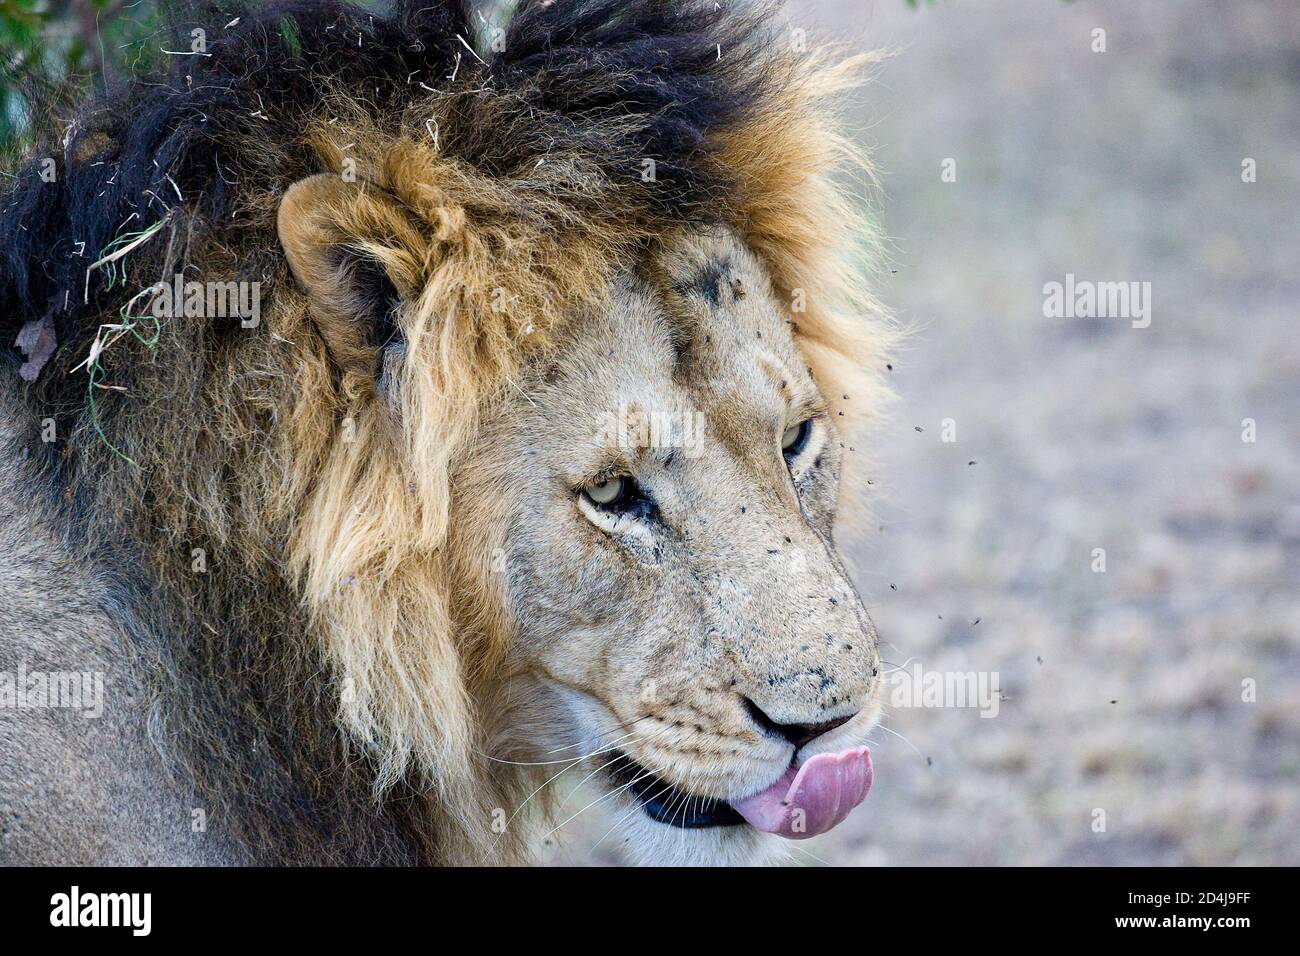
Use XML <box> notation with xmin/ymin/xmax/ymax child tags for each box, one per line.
<box><xmin>782</xmin><ymin>419</ymin><xmax>812</xmax><ymax>458</ymax></box>
<box><xmin>583</xmin><ymin>475</ymin><xmax>629</xmax><ymax>507</ymax></box>
<box><xmin>579</xmin><ymin>475</ymin><xmax>659</xmax><ymax>528</ymax></box>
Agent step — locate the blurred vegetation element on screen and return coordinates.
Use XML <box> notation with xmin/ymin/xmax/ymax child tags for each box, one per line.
<box><xmin>0</xmin><ymin>0</ymin><xmax>172</xmax><ymax>165</ymax></box>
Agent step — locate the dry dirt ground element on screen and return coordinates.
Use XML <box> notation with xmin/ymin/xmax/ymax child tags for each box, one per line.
<box><xmin>547</xmin><ymin>0</ymin><xmax>1300</xmax><ymax>866</ymax></box>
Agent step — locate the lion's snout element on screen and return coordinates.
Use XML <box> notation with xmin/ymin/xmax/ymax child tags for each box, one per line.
<box><xmin>715</xmin><ymin>549</ymin><xmax>882</xmax><ymax>737</ymax></box>
<box><xmin>741</xmin><ymin>696</ymin><xmax>857</xmax><ymax>749</ymax></box>
<box><xmin>728</xmin><ymin>644</ymin><xmax>880</xmax><ymax>744</ymax></box>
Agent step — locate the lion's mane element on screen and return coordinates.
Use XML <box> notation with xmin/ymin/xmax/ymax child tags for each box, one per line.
<box><xmin>0</xmin><ymin>0</ymin><xmax>891</xmax><ymax>864</ymax></box>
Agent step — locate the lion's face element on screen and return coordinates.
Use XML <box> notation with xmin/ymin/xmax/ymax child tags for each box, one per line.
<box><xmin>457</xmin><ymin>232</ymin><xmax>882</xmax><ymax>864</ymax></box>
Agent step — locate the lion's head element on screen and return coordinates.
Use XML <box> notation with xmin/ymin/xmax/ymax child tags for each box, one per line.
<box><xmin>456</xmin><ymin>232</ymin><xmax>886</xmax><ymax>864</ymax></box>
<box><xmin>2</xmin><ymin>0</ymin><xmax>891</xmax><ymax>865</ymax></box>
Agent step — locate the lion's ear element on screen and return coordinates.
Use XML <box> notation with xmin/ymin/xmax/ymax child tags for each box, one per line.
<box><xmin>277</xmin><ymin>174</ymin><xmax>426</xmax><ymax>383</ymax></box>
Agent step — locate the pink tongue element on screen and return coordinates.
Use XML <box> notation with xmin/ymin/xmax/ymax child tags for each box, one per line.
<box><xmin>729</xmin><ymin>747</ymin><xmax>873</xmax><ymax>840</ymax></box>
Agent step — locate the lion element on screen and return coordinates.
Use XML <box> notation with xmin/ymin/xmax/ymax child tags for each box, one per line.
<box><xmin>0</xmin><ymin>0</ymin><xmax>893</xmax><ymax>866</ymax></box>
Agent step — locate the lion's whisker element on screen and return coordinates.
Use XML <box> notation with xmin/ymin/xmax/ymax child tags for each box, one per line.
<box><xmin>665</xmin><ymin>766</ymin><xmax>701</xmax><ymax>831</ymax></box>
<box><xmin>489</xmin><ymin>737</ymin><xmax>637</xmax><ymax>853</ymax></box>
<box><xmin>875</xmin><ymin>721</ymin><xmax>925</xmax><ymax>760</ymax></box>
<box><xmin>493</xmin><ymin>721</ymin><xmax>679</xmax><ymax>854</ymax></box>
<box><xmin>674</xmin><ymin>787</ymin><xmax>697</xmax><ymax>831</ymax></box>
<box><xmin>789</xmin><ymin>842</ymin><xmax>835</xmax><ymax>868</ymax></box>
<box><xmin>490</xmin><ymin>753</ymin><xmax>587</xmax><ymax>852</ymax></box>
<box><xmin>541</xmin><ymin>765</ymin><xmax>659</xmax><ymax>842</ymax></box>
<box><xmin>878</xmin><ymin>655</ymin><xmax>916</xmax><ymax>674</ymax></box>
<box><xmin>480</xmin><ymin>730</ymin><xmax>638</xmax><ymax>767</ymax></box>
<box><xmin>559</xmin><ymin>753</ymin><xmax>627</xmax><ymax>809</ymax></box>
<box><xmin>542</xmin><ymin>714</ymin><xmax>658</xmax><ymax>755</ymax></box>
<box><xmin>589</xmin><ymin>777</ymin><xmax>679</xmax><ymax>854</ymax></box>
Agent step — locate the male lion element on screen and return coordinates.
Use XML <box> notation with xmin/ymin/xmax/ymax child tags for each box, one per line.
<box><xmin>0</xmin><ymin>0</ymin><xmax>892</xmax><ymax>865</ymax></box>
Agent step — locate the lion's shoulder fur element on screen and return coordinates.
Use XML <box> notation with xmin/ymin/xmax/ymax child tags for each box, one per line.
<box><xmin>0</xmin><ymin>398</ymin><xmax>238</xmax><ymax>864</ymax></box>
<box><xmin>0</xmin><ymin>0</ymin><xmax>891</xmax><ymax>864</ymax></box>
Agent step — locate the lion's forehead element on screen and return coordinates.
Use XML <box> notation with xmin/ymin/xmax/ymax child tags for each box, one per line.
<box><xmin>544</xmin><ymin>231</ymin><xmax>813</xmax><ymax>433</ymax></box>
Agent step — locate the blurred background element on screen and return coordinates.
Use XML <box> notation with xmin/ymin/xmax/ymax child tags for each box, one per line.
<box><xmin>5</xmin><ymin>0</ymin><xmax>1296</xmax><ymax>865</ymax></box>
<box><xmin>562</xmin><ymin>0</ymin><xmax>1300</xmax><ymax>865</ymax></box>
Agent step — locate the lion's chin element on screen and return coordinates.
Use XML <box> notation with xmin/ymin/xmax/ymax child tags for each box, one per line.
<box><xmin>609</xmin><ymin>796</ymin><xmax>791</xmax><ymax>867</ymax></box>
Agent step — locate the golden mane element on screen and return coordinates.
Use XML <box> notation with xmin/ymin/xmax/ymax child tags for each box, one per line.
<box><xmin>281</xmin><ymin>51</ymin><xmax>892</xmax><ymax>842</ymax></box>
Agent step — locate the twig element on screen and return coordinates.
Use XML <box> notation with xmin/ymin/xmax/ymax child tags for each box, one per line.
<box><xmin>456</xmin><ymin>34</ymin><xmax>487</xmax><ymax>65</ymax></box>
<box><xmin>83</xmin><ymin>214</ymin><xmax>169</xmax><ymax>304</ymax></box>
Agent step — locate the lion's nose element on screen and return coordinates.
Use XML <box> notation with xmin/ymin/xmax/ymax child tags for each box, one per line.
<box><xmin>743</xmin><ymin>698</ymin><xmax>856</xmax><ymax>750</ymax></box>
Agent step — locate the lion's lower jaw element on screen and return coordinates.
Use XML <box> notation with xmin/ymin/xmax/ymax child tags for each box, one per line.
<box><xmin>619</xmin><ymin>812</ymin><xmax>790</xmax><ymax>867</ymax></box>
<box><xmin>582</xmin><ymin>791</ymin><xmax>790</xmax><ymax>867</ymax></box>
